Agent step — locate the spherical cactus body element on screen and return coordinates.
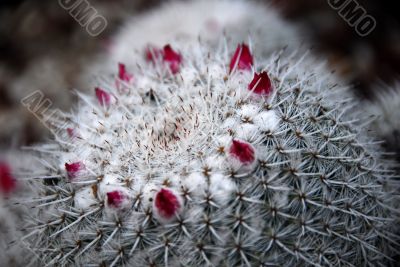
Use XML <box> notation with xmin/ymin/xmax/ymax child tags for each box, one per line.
<box><xmin>17</xmin><ymin>39</ymin><xmax>399</xmax><ymax>267</ymax></box>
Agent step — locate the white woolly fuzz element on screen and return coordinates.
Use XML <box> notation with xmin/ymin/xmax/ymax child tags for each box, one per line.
<box><xmin>221</xmin><ymin>117</ymin><xmax>239</xmax><ymax>131</ymax></box>
<box><xmin>235</xmin><ymin>123</ymin><xmax>260</xmax><ymax>141</ymax></box>
<box><xmin>208</xmin><ymin>173</ymin><xmax>236</xmax><ymax>204</ymax></box>
<box><xmin>253</xmin><ymin>110</ymin><xmax>280</xmax><ymax>132</ymax></box>
<box><xmin>204</xmin><ymin>154</ymin><xmax>227</xmax><ymax>171</ymax></box>
<box><xmin>74</xmin><ymin>186</ymin><xmax>98</xmax><ymax>211</ymax></box>
<box><xmin>183</xmin><ymin>172</ymin><xmax>207</xmax><ymax>195</ymax></box>
<box><xmin>239</xmin><ymin>104</ymin><xmax>261</xmax><ymax>121</ymax></box>
<box><xmin>140</xmin><ymin>182</ymin><xmax>158</xmax><ymax>209</ymax></box>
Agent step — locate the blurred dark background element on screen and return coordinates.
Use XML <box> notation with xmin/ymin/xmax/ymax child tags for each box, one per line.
<box><xmin>0</xmin><ymin>0</ymin><xmax>399</xmax><ymax>147</ymax></box>
<box><xmin>274</xmin><ymin>0</ymin><xmax>400</xmax><ymax>97</ymax></box>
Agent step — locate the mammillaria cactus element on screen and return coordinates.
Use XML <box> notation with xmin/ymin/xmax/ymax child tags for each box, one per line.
<box><xmin>15</xmin><ymin>39</ymin><xmax>400</xmax><ymax>266</ymax></box>
<box><xmin>0</xmin><ymin>161</ymin><xmax>17</xmax><ymax>264</ymax></box>
<box><xmin>367</xmin><ymin>83</ymin><xmax>400</xmax><ymax>156</ymax></box>
<box><xmin>0</xmin><ymin>153</ymin><xmax>31</xmax><ymax>266</ymax></box>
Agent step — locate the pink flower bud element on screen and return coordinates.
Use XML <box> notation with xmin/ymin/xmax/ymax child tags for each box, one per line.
<box><xmin>95</xmin><ymin>87</ymin><xmax>112</xmax><ymax>108</ymax></box>
<box><xmin>106</xmin><ymin>190</ymin><xmax>126</xmax><ymax>208</ymax></box>
<box><xmin>145</xmin><ymin>44</ymin><xmax>182</xmax><ymax>74</ymax></box>
<box><xmin>65</xmin><ymin>162</ymin><xmax>85</xmax><ymax>179</ymax></box>
<box><xmin>154</xmin><ymin>188</ymin><xmax>182</xmax><ymax>221</ymax></box>
<box><xmin>67</xmin><ymin>128</ymin><xmax>78</xmax><ymax>139</ymax></box>
<box><xmin>229</xmin><ymin>139</ymin><xmax>255</xmax><ymax>165</ymax></box>
<box><xmin>116</xmin><ymin>63</ymin><xmax>134</xmax><ymax>93</ymax></box>
<box><xmin>229</xmin><ymin>43</ymin><xmax>253</xmax><ymax>73</ymax></box>
<box><xmin>0</xmin><ymin>162</ymin><xmax>16</xmax><ymax>195</ymax></box>
<box><xmin>162</xmin><ymin>44</ymin><xmax>182</xmax><ymax>74</ymax></box>
<box><xmin>118</xmin><ymin>63</ymin><xmax>133</xmax><ymax>83</ymax></box>
<box><xmin>248</xmin><ymin>71</ymin><xmax>272</xmax><ymax>95</ymax></box>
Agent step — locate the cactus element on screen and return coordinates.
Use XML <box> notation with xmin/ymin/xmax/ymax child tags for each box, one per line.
<box><xmin>0</xmin><ymin>155</ymin><xmax>29</xmax><ymax>266</ymax></box>
<box><xmin>367</xmin><ymin>83</ymin><xmax>400</xmax><ymax>154</ymax></box>
<box><xmin>0</xmin><ymin>162</ymin><xmax>15</xmax><ymax>265</ymax></box>
<box><xmin>16</xmin><ymin>39</ymin><xmax>400</xmax><ymax>267</ymax></box>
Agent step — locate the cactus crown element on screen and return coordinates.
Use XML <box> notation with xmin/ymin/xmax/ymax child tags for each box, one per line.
<box><xmin>17</xmin><ymin>40</ymin><xmax>399</xmax><ymax>266</ymax></box>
